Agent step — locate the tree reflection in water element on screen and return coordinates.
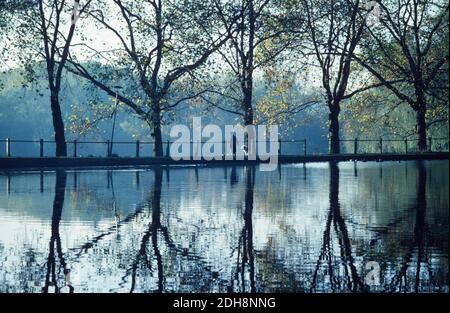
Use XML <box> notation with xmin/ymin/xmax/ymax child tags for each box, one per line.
<box><xmin>389</xmin><ymin>160</ymin><xmax>429</xmax><ymax>292</ymax></box>
<box><xmin>43</xmin><ymin>170</ymin><xmax>73</xmax><ymax>293</ymax></box>
<box><xmin>126</xmin><ymin>167</ymin><xmax>222</xmax><ymax>292</ymax></box>
<box><xmin>129</xmin><ymin>168</ymin><xmax>164</xmax><ymax>293</ymax></box>
<box><xmin>311</xmin><ymin>162</ymin><xmax>365</xmax><ymax>292</ymax></box>
<box><xmin>0</xmin><ymin>161</ymin><xmax>447</xmax><ymax>293</ymax></box>
<box><xmin>228</xmin><ymin>166</ymin><xmax>256</xmax><ymax>292</ymax></box>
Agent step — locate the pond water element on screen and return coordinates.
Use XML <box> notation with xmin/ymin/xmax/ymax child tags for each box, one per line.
<box><xmin>0</xmin><ymin>160</ymin><xmax>448</xmax><ymax>293</ymax></box>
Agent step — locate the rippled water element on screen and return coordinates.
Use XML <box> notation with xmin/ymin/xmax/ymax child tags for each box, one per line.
<box><xmin>0</xmin><ymin>160</ymin><xmax>448</xmax><ymax>293</ymax></box>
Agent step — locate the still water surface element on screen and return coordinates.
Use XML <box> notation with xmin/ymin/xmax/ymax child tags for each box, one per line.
<box><xmin>0</xmin><ymin>161</ymin><xmax>448</xmax><ymax>293</ymax></box>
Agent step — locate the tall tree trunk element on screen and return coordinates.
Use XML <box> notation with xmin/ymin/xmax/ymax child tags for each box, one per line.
<box><xmin>152</xmin><ymin>108</ymin><xmax>163</xmax><ymax>157</ymax></box>
<box><xmin>242</xmin><ymin>84</ymin><xmax>254</xmax><ymax>155</ymax></box>
<box><xmin>242</xmin><ymin>75</ymin><xmax>254</xmax><ymax>126</ymax></box>
<box><xmin>242</xmin><ymin>0</ymin><xmax>254</xmax><ymax>127</ymax></box>
<box><xmin>153</xmin><ymin>124</ymin><xmax>163</xmax><ymax>157</ymax></box>
<box><xmin>416</xmin><ymin>105</ymin><xmax>427</xmax><ymax>152</ymax></box>
<box><xmin>50</xmin><ymin>90</ymin><xmax>67</xmax><ymax>157</ymax></box>
<box><xmin>328</xmin><ymin>102</ymin><xmax>340</xmax><ymax>154</ymax></box>
<box><xmin>243</xmin><ymin>102</ymin><xmax>254</xmax><ymax>126</ymax></box>
<box><xmin>414</xmin><ymin>78</ymin><xmax>428</xmax><ymax>152</ymax></box>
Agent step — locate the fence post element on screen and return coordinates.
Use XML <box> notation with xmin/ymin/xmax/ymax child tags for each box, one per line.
<box><xmin>278</xmin><ymin>138</ymin><xmax>281</xmax><ymax>155</ymax></box>
<box><xmin>136</xmin><ymin>140</ymin><xmax>140</xmax><ymax>158</ymax></box>
<box><xmin>39</xmin><ymin>139</ymin><xmax>44</xmax><ymax>157</ymax></box>
<box><xmin>428</xmin><ymin>137</ymin><xmax>432</xmax><ymax>152</ymax></box>
<box><xmin>354</xmin><ymin>138</ymin><xmax>358</xmax><ymax>154</ymax></box>
<box><xmin>73</xmin><ymin>140</ymin><xmax>77</xmax><ymax>157</ymax></box>
<box><xmin>166</xmin><ymin>140</ymin><xmax>170</xmax><ymax>157</ymax></box>
<box><xmin>6</xmin><ymin>138</ymin><xmax>10</xmax><ymax>157</ymax></box>
<box><xmin>303</xmin><ymin>139</ymin><xmax>307</xmax><ymax>156</ymax></box>
<box><xmin>379</xmin><ymin>137</ymin><xmax>383</xmax><ymax>154</ymax></box>
<box><xmin>106</xmin><ymin>140</ymin><xmax>111</xmax><ymax>157</ymax></box>
<box><xmin>404</xmin><ymin>139</ymin><xmax>408</xmax><ymax>153</ymax></box>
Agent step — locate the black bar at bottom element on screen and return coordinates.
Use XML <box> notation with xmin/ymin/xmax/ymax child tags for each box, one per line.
<box><xmin>0</xmin><ymin>293</ymin><xmax>446</xmax><ymax>312</ymax></box>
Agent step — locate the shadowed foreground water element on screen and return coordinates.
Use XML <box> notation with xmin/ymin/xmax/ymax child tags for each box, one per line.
<box><xmin>0</xmin><ymin>161</ymin><xmax>448</xmax><ymax>293</ymax></box>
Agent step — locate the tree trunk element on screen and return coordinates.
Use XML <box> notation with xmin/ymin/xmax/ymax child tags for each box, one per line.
<box><xmin>153</xmin><ymin>124</ymin><xmax>163</xmax><ymax>157</ymax></box>
<box><xmin>242</xmin><ymin>82</ymin><xmax>254</xmax><ymax>126</ymax></box>
<box><xmin>416</xmin><ymin>106</ymin><xmax>427</xmax><ymax>152</ymax></box>
<box><xmin>244</xmin><ymin>105</ymin><xmax>254</xmax><ymax>126</ymax></box>
<box><xmin>50</xmin><ymin>90</ymin><xmax>67</xmax><ymax>157</ymax></box>
<box><xmin>152</xmin><ymin>109</ymin><xmax>163</xmax><ymax>157</ymax></box>
<box><xmin>328</xmin><ymin>103</ymin><xmax>340</xmax><ymax>154</ymax></box>
<box><xmin>242</xmin><ymin>85</ymin><xmax>254</xmax><ymax>155</ymax></box>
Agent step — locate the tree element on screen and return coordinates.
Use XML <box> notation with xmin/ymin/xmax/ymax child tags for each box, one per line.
<box><xmin>67</xmin><ymin>0</ymin><xmax>239</xmax><ymax>156</ymax></box>
<box><xmin>5</xmin><ymin>0</ymin><xmax>92</xmax><ymax>156</ymax></box>
<box><xmin>300</xmin><ymin>0</ymin><xmax>377</xmax><ymax>154</ymax></box>
<box><xmin>352</xmin><ymin>0</ymin><xmax>449</xmax><ymax>151</ymax></box>
<box><xmin>206</xmin><ymin>0</ymin><xmax>291</xmax><ymax>126</ymax></box>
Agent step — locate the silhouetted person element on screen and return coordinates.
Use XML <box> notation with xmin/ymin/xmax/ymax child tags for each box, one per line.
<box><xmin>242</xmin><ymin>144</ymin><xmax>248</xmax><ymax>156</ymax></box>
